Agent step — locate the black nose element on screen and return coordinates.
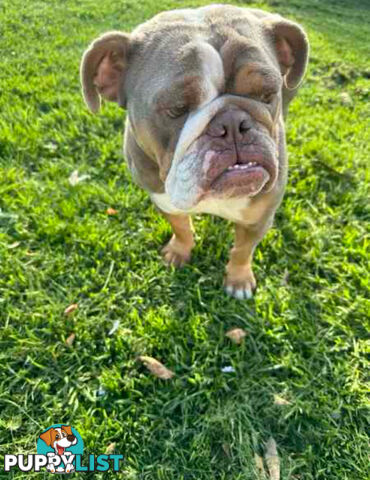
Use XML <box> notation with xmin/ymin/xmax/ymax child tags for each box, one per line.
<box><xmin>67</xmin><ymin>435</ymin><xmax>75</xmax><ymax>442</ymax></box>
<box><xmin>206</xmin><ymin>109</ymin><xmax>251</xmax><ymax>140</ymax></box>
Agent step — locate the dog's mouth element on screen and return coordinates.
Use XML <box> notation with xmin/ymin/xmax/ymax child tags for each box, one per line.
<box><xmin>57</xmin><ymin>446</ymin><xmax>65</xmax><ymax>455</ymax></box>
<box><xmin>206</xmin><ymin>143</ymin><xmax>276</xmax><ymax>198</ymax></box>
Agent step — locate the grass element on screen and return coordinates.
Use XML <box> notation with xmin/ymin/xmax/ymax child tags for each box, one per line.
<box><xmin>0</xmin><ymin>0</ymin><xmax>369</xmax><ymax>478</ymax></box>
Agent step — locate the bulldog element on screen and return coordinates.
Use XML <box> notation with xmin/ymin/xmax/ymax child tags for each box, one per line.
<box><xmin>80</xmin><ymin>4</ymin><xmax>308</xmax><ymax>299</ymax></box>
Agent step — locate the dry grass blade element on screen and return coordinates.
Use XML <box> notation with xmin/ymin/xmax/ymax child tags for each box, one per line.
<box><xmin>7</xmin><ymin>241</ymin><xmax>21</xmax><ymax>249</ymax></box>
<box><xmin>64</xmin><ymin>303</ymin><xmax>78</xmax><ymax>316</ymax></box>
<box><xmin>65</xmin><ymin>333</ymin><xmax>75</xmax><ymax>347</ymax></box>
<box><xmin>273</xmin><ymin>394</ymin><xmax>291</xmax><ymax>405</ymax></box>
<box><xmin>138</xmin><ymin>356</ymin><xmax>175</xmax><ymax>380</ymax></box>
<box><xmin>265</xmin><ymin>437</ymin><xmax>280</xmax><ymax>480</ymax></box>
<box><xmin>105</xmin><ymin>442</ymin><xmax>116</xmax><ymax>455</ymax></box>
<box><xmin>222</xmin><ymin>443</ymin><xmax>231</xmax><ymax>458</ymax></box>
<box><xmin>226</xmin><ymin>328</ymin><xmax>247</xmax><ymax>344</ymax></box>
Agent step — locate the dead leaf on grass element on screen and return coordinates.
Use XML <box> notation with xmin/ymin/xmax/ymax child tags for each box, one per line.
<box><xmin>64</xmin><ymin>303</ymin><xmax>78</xmax><ymax>316</ymax></box>
<box><xmin>106</xmin><ymin>208</ymin><xmax>118</xmax><ymax>215</ymax></box>
<box><xmin>105</xmin><ymin>442</ymin><xmax>116</xmax><ymax>455</ymax></box>
<box><xmin>273</xmin><ymin>394</ymin><xmax>291</xmax><ymax>406</ymax></box>
<box><xmin>65</xmin><ymin>333</ymin><xmax>75</xmax><ymax>347</ymax></box>
<box><xmin>226</xmin><ymin>328</ymin><xmax>247</xmax><ymax>344</ymax></box>
<box><xmin>138</xmin><ymin>356</ymin><xmax>175</xmax><ymax>380</ymax></box>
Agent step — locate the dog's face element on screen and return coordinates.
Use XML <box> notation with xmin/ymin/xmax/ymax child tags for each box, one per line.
<box><xmin>81</xmin><ymin>5</ymin><xmax>308</xmax><ymax>209</ymax></box>
<box><xmin>39</xmin><ymin>425</ymin><xmax>77</xmax><ymax>455</ymax></box>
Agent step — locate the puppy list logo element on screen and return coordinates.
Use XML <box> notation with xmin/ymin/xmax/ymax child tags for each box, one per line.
<box><xmin>37</xmin><ymin>425</ymin><xmax>83</xmax><ymax>473</ymax></box>
<box><xmin>4</xmin><ymin>424</ymin><xmax>123</xmax><ymax>474</ymax></box>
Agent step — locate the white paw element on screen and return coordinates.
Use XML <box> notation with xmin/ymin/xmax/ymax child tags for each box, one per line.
<box><xmin>225</xmin><ymin>284</ymin><xmax>253</xmax><ymax>300</ymax></box>
<box><xmin>224</xmin><ymin>267</ymin><xmax>256</xmax><ymax>300</ymax></box>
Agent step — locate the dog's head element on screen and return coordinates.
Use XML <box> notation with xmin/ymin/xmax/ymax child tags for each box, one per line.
<box><xmin>81</xmin><ymin>5</ymin><xmax>308</xmax><ymax>209</ymax></box>
<box><xmin>39</xmin><ymin>426</ymin><xmax>77</xmax><ymax>455</ymax></box>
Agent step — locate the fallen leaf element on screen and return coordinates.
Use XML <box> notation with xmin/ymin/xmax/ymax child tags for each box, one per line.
<box><xmin>105</xmin><ymin>443</ymin><xmax>116</xmax><ymax>455</ymax></box>
<box><xmin>65</xmin><ymin>333</ymin><xmax>75</xmax><ymax>347</ymax></box>
<box><xmin>106</xmin><ymin>208</ymin><xmax>118</xmax><ymax>215</ymax></box>
<box><xmin>64</xmin><ymin>303</ymin><xmax>78</xmax><ymax>316</ymax></box>
<box><xmin>69</xmin><ymin>170</ymin><xmax>91</xmax><ymax>186</ymax></box>
<box><xmin>273</xmin><ymin>394</ymin><xmax>291</xmax><ymax>406</ymax></box>
<box><xmin>254</xmin><ymin>453</ymin><xmax>266</xmax><ymax>478</ymax></box>
<box><xmin>265</xmin><ymin>437</ymin><xmax>280</xmax><ymax>480</ymax></box>
<box><xmin>226</xmin><ymin>328</ymin><xmax>247</xmax><ymax>344</ymax></box>
<box><xmin>138</xmin><ymin>356</ymin><xmax>175</xmax><ymax>380</ymax></box>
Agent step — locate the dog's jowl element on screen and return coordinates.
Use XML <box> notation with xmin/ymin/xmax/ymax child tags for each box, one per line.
<box><xmin>80</xmin><ymin>4</ymin><xmax>308</xmax><ymax>299</ymax></box>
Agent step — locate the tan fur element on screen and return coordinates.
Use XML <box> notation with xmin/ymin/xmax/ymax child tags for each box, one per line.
<box><xmin>39</xmin><ymin>428</ymin><xmax>58</xmax><ymax>447</ymax></box>
<box><xmin>39</xmin><ymin>425</ymin><xmax>73</xmax><ymax>447</ymax></box>
<box><xmin>161</xmin><ymin>213</ymin><xmax>195</xmax><ymax>267</ymax></box>
<box><xmin>61</xmin><ymin>425</ymin><xmax>73</xmax><ymax>436</ymax></box>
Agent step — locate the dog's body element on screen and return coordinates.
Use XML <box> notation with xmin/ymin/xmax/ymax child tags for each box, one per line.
<box><xmin>81</xmin><ymin>4</ymin><xmax>308</xmax><ymax>298</ymax></box>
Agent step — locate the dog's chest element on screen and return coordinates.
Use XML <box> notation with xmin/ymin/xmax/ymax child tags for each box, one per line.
<box><xmin>151</xmin><ymin>192</ymin><xmax>251</xmax><ymax>223</ymax></box>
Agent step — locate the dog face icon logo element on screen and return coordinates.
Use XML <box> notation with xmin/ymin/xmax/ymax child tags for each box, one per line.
<box><xmin>37</xmin><ymin>424</ymin><xmax>83</xmax><ymax>474</ymax></box>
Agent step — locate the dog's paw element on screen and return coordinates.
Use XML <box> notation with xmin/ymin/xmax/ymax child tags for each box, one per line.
<box><xmin>161</xmin><ymin>238</ymin><xmax>192</xmax><ymax>268</ymax></box>
<box><xmin>224</xmin><ymin>267</ymin><xmax>256</xmax><ymax>300</ymax></box>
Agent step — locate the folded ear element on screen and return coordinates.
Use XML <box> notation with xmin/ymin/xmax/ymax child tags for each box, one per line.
<box><xmin>264</xmin><ymin>16</ymin><xmax>309</xmax><ymax>89</ymax></box>
<box><xmin>39</xmin><ymin>428</ymin><xmax>53</xmax><ymax>446</ymax></box>
<box><xmin>80</xmin><ymin>31</ymin><xmax>130</xmax><ymax>113</ymax></box>
<box><xmin>61</xmin><ymin>425</ymin><xmax>73</xmax><ymax>436</ymax></box>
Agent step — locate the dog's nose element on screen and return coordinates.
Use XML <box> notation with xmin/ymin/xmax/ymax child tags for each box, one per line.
<box><xmin>67</xmin><ymin>435</ymin><xmax>75</xmax><ymax>442</ymax></box>
<box><xmin>206</xmin><ymin>109</ymin><xmax>251</xmax><ymax>140</ymax></box>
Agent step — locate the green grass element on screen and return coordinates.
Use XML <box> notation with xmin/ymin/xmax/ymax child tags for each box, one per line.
<box><xmin>0</xmin><ymin>0</ymin><xmax>369</xmax><ymax>478</ymax></box>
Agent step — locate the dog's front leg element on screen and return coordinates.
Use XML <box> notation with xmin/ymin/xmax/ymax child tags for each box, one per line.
<box><xmin>161</xmin><ymin>212</ymin><xmax>195</xmax><ymax>268</ymax></box>
<box><xmin>225</xmin><ymin>219</ymin><xmax>273</xmax><ymax>300</ymax></box>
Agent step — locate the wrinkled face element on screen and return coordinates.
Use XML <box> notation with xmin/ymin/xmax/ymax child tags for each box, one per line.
<box><xmin>127</xmin><ymin>35</ymin><xmax>283</xmax><ymax>209</ymax></box>
<box><xmin>81</xmin><ymin>6</ymin><xmax>308</xmax><ymax>209</ymax></box>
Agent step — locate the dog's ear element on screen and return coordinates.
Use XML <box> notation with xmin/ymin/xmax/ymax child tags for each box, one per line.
<box><xmin>264</xmin><ymin>16</ymin><xmax>309</xmax><ymax>89</ymax></box>
<box><xmin>61</xmin><ymin>425</ymin><xmax>73</xmax><ymax>436</ymax></box>
<box><xmin>39</xmin><ymin>428</ymin><xmax>54</xmax><ymax>446</ymax></box>
<box><xmin>80</xmin><ymin>31</ymin><xmax>130</xmax><ymax>113</ymax></box>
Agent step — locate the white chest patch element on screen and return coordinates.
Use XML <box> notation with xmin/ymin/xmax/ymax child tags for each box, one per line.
<box><xmin>151</xmin><ymin>192</ymin><xmax>251</xmax><ymax>223</ymax></box>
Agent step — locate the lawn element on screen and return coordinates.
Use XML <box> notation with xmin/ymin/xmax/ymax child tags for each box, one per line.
<box><xmin>0</xmin><ymin>0</ymin><xmax>369</xmax><ymax>478</ymax></box>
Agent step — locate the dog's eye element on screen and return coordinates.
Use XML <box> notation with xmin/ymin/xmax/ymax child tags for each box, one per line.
<box><xmin>55</xmin><ymin>435</ymin><xmax>60</xmax><ymax>439</ymax></box>
<box><xmin>166</xmin><ymin>104</ymin><xmax>188</xmax><ymax>119</ymax></box>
